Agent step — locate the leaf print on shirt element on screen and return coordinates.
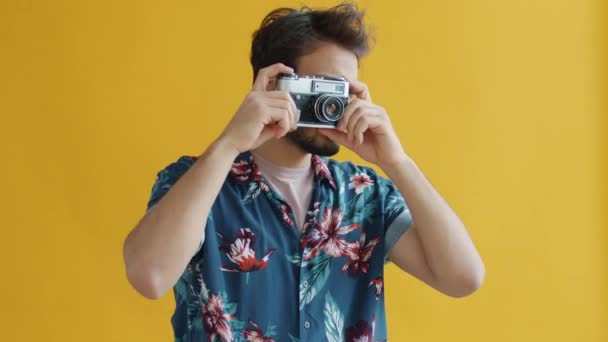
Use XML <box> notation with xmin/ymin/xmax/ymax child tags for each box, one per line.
<box><xmin>340</xmin><ymin>189</ymin><xmax>379</xmax><ymax>227</ymax></box>
<box><xmin>348</xmin><ymin>172</ymin><xmax>374</xmax><ymax>194</ymax></box>
<box><xmin>385</xmin><ymin>195</ymin><xmax>408</xmax><ymax>222</ymax></box>
<box><xmin>218</xmin><ymin>228</ymin><xmax>276</xmax><ymax>272</ymax></box>
<box><xmin>186</xmin><ymin>267</ymin><xmax>209</xmax><ymax>309</ymax></box>
<box><xmin>299</xmin><ymin>253</ymin><xmax>331</xmax><ymax>310</ymax></box>
<box><xmin>242</xmin><ymin>320</ymin><xmax>277</xmax><ymax>342</ymax></box>
<box><xmin>323</xmin><ymin>292</ymin><xmax>345</xmax><ymax>342</ymax></box>
<box><xmin>304</xmin><ymin>207</ymin><xmax>360</xmax><ymax>261</ymax></box>
<box><xmin>341</xmin><ymin>230</ymin><xmax>381</xmax><ymax>277</ymax></box>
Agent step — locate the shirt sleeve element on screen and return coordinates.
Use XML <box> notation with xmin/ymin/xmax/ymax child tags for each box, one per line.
<box><xmin>145</xmin><ymin>155</ymin><xmax>206</xmax><ymax>251</ymax></box>
<box><xmin>376</xmin><ymin>174</ymin><xmax>413</xmax><ymax>263</ymax></box>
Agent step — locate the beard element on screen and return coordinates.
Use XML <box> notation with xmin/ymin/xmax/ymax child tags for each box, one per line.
<box><xmin>285</xmin><ymin>127</ymin><xmax>340</xmax><ymax>157</ymax></box>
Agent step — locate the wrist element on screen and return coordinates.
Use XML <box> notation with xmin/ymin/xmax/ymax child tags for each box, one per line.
<box><xmin>380</xmin><ymin>153</ymin><xmax>415</xmax><ymax>177</ymax></box>
<box><xmin>207</xmin><ymin>135</ymin><xmax>241</xmax><ymax>160</ymax></box>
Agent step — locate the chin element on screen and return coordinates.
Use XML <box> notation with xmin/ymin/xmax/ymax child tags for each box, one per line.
<box><xmin>286</xmin><ymin>127</ymin><xmax>340</xmax><ymax>157</ymax></box>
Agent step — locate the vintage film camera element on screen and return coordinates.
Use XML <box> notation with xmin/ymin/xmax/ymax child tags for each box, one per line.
<box><xmin>277</xmin><ymin>72</ymin><xmax>349</xmax><ymax>128</ymax></box>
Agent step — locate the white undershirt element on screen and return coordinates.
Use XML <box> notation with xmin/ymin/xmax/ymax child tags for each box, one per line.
<box><xmin>252</xmin><ymin>153</ymin><xmax>314</xmax><ymax>232</ymax></box>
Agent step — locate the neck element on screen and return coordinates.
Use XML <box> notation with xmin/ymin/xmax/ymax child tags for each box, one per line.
<box><xmin>252</xmin><ymin>138</ymin><xmax>311</xmax><ymax>168</ymax></box>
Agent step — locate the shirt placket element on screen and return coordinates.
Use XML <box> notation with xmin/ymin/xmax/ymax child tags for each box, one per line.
<box><xmin>297</xmin><ymin>177</ymin><xmax>325</xmax><ymax>340</ymax></box>
<box><xmin>253</xmin><ymin>155</ymin><xmax>331</xmax><ymax>340</ymax></box>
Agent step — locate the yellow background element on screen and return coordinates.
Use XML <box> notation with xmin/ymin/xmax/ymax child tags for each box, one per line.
<box><xmin>1</xmin><ymin>0</ymin><xmax>605</xmax><ymax>341</ymax></box>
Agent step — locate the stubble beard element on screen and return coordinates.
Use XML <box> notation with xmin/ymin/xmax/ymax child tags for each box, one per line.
<box><xmin>285</xmin><ymin>127</ymin><xmax>340</xmax><ymax>157</ymax></box>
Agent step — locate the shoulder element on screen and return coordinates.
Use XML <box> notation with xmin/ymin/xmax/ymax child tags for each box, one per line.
<box><xmin>154</xmin><ymin>155</ymin><xmax>199</xmax><ymax>180</ymax></box>
<box><xmin>323</xmin><ymin>157</ymin><xmax>381</xmax><ymax>179</ymax></box>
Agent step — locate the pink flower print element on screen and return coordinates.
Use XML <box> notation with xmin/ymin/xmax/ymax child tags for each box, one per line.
<box><xmin>242</xmin><ymin>320</ymin><xmax>276</xmax><ymax>342</ymax></box>
<box><xmin>342</xmin><ymin>231</ymin><xmax>380</xmax><ymax>276</ymax></box>
<box><xmin>304</xmin><ymin>207</ymin><xmax>360</xmax><ymax>261</ymax></box>
<box><xmin>348</xmin><ymin>173</ymin><xmax>374</xmax><ymax>194</ymax></box>
<box><xmin>368</xmin><ymin>277</ymin><xmax>383</xmax><ymax>300</ymax></box>
<box><xmin>218</xmin><ymin>228</ymin><xmax>276</xmax><ymax>272</ymax></box>
<box><xmin>202</xmin><ymin>293</ymin><xmax>235</xmax><ymax>342</ymax></box>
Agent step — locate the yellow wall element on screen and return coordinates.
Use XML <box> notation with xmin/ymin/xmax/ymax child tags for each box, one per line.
<box><xmin>1</xmin><ymin>0</ymin><xmax>605</xmax><ymax>341</ymax></box>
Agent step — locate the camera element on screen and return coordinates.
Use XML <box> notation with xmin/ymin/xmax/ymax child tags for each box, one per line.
<box><xmin>277</xmin><ymin>72</ymin><xmax>349</xmax><ymax>129</ymax></box>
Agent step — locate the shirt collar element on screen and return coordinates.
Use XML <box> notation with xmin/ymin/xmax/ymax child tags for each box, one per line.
<box><xmin>311</xmin><ymin>155</ymin><xmax>337</xmax><ymax>190</ymax></box>
<box><xmin>230</xmin><ymin>152</ymin><xmax>337</xmax><ymax>190</ymax></box>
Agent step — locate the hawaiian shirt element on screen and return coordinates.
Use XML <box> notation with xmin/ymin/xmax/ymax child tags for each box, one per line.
<box><xmin>145</xmin><ymin>151</ymin><xmax>413</xmax><ymax>342</ymax></box>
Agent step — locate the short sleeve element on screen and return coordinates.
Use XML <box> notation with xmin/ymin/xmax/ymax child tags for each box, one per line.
<box><xmin>145</xmin><ymin>156</ymin><xmax>197</xmax><ymax>213</ymax></box>
<box><xmin>144</xmin><ymin>156</ymin><xmax>206</xmax><ymax>251</ymax></box>
<box><xmin>377</xmin><ymin>174</ymin><xmax>413</xmax><ymax>262</ymax></box>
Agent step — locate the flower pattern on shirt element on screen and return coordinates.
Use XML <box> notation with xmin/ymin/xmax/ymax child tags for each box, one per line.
<box><xmin>146</xmin><ymin>152</ymin><xmax>413</xmax><ymax>341</ymax></box>
<box><xmin>218</xmin><ymin>228</ymin><xmax>276</xmax><ymax>272</ymax></box>
<box><xmin>279</xmin><ymin>202</ymin><xmax>295</xmax><ymax>227</ymax></box>
<box><xmin>349</xmin><ymin>173</ymin><xmax>375</xmax><ymax>194</ymax></box>
<box><xmin>203</xmin><ymin>293</ymin><xmax>236</xmax><ymax>342</ymax></box>
<box><xmin>304</xmin><ymin>207</ymin><xmax>360</xmax><ymax>261</ymax></box>
<box><xmin>243</xmin><ymin>320</ymin><xmax>277</xmax><ymax>342</ymax></box>
<box><xmin>368</xmin><ymin>277</ymin><xmax>384</xmax><ymax>300</ymax></box>
<box><xmin>342</xmin><ymin>230</ymin><xmax>381</xmax><ymax>277</ymax></box>
<box><xmin>312</xmin><ymin>155</ymin><xmax>337</xmax><ymax>190</ymax></box>
<box><xmin>345</xmin><ymin>315</ymin><xmax>377</xmax><ymax>342</ymax></box>
<box><xmin>231</xmin><ymin>156</ymin><xmax>269</xmax><ymax>203</ymax></box>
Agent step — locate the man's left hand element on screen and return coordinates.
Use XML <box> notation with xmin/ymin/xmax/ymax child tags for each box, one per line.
<box><xmin>319</xmin><ymin>78</ymin><xmax>409</xmax><ymax>170</ymax></box>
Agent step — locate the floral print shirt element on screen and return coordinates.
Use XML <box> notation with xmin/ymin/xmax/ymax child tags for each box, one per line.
<box><xmin>146</xmin><ymin>151</ymin><xmax>413</xmax><ymax>342</ymax></box>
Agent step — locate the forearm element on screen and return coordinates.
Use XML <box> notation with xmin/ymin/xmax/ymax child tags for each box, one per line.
<box><xmin>123</xmin><ymin>137</ymin><xmax>238</xmax><ymax>299</ymax></box>
<box><xmin>382</xmin><ymin>157</ymin><xmax>485</xmax><ymax>288</ymax></box>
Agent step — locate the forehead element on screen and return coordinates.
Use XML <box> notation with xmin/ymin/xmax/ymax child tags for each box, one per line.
<box><xmin>295</xmin><ymin>42</ymin><xmax>359</xmax><ymax>80</ymax></box>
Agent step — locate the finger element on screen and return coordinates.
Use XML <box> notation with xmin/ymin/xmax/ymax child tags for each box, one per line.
<box><xmin>352</xmin><ymin>117</ymin><xmax>369</xmax><ymax>145</ymax></box>
<box><xmin>265</xmin><ymin>91</ymin><xmax>299</xmax><ymax>130</ymax></box>
<box><xmin>267</xmin><ymin>102</ymin><xmax>296</xmax><ymax>132</ymax></box>
<box><xmin>337</xmin><ymin>98</ymin><xmax>363</xmax><ymax>132</ymax></box>
<box><xmin>264</xmin><ymin>106</ymin><xmax>291</xmax><ymax>137</ymax></box>
<box><xmin>258</xmin><ymin>126</ymin><xmax>278</xmax><ymax>145</ymax></box>
<box><xmin>344</xmin><ymin>77</ymin><xmax>371</xmax><ymax>102</ymax></box>
<box><xmin>288</xmin><ymin>96</ymin><xmax>299</xmax><ymax>128</ymax></box>
<box><xmin>346</xmin><ymin>105</ymin><xmax>368</xmax><ymax>141</ymax></box>
<box><xmin>318</xmin><ymin>128</ymin><xmax>352</xmax><ymax>148</ymax></box>
<box><xmin>253</xmin><ymin>63</ymin><xmax>294</xmax><ymax>92</ymax></box>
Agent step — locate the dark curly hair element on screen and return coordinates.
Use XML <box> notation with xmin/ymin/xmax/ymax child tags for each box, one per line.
<box><xmin>250</xmin><ymin>3</ymin><xmax>372</xmax><ymax>80</ymax></box>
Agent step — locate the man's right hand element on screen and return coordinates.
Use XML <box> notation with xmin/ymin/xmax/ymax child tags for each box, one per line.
<box><xmin>219</xmin><ymin>63</ymin><xmax>299</xmax><ymax>153</ymax></box>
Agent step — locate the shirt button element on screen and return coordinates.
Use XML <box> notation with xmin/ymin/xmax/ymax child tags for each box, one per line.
<box><xmin>303</xmin><ymin>280</ymin><xmax>309</xmax><ymax>287</ymax></box>
<box><xmin>304</xmin><ymin>321</ymin><xmax>311</xmax><ymax>329</ymax></box>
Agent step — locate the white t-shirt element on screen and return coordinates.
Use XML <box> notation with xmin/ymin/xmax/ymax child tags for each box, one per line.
<box><xmin>252</xmin><ymin>152</ymin><xmax>314</xmax><ymax>232</ymax></box>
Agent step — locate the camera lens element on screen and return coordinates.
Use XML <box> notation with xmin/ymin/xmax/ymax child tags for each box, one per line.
<box><xmin>314</xmin><ymin>95</ymin><xmax>344</xmax><ymax>122</ymax></box>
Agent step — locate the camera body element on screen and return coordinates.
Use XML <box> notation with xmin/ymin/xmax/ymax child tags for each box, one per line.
<box><xmin>277</xmin><ymin>73</ymin><xmax>349</xmax><ymax>129</ymax></box>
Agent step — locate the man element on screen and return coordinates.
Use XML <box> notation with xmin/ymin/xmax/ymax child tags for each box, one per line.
<box><xmin>123</xmin><ymin>4</ymin><xmax>485</xmax><ymax>341</ymax></box>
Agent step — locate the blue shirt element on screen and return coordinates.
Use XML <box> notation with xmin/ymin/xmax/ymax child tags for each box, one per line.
<box><xmin>146</xmin><ymin>151</ymin><xmax>413</xmax><ymax>342</ymax></box>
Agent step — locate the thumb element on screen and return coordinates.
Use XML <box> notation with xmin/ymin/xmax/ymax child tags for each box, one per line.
<box><xmin>318</xmin><ymin>128</ymin><xmax>352</xmax><ymax>147</ymax></box>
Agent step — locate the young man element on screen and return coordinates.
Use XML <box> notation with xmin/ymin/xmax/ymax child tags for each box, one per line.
<box><xmin>123</xmin><ymin>4</ymin><xmax>485</xmax><ymax>341</ymax></box>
